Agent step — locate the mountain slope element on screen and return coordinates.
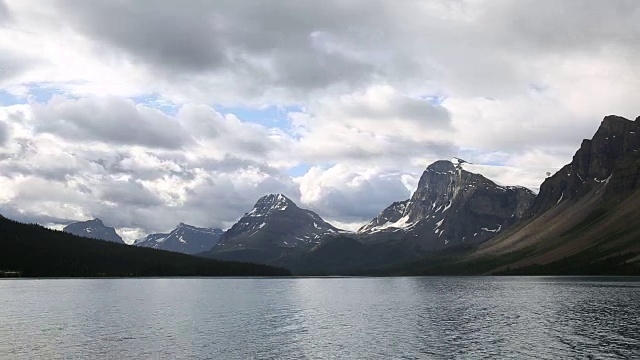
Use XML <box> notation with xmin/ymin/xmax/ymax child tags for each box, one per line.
<box><xmin>358</xmin><ymin>160</ymin><xmax>536</xmax><ymax>251</ymax></box>
<box><xmin>207</xmin><ymin>194</ymin><xmax>341</xmax><ymax>263</ymax></box>
<box><xmin>136</xmin><ymin>223</ymin><xmax>223</xmax><ymax>255</ymax></box>
<box><xmin>0</xmin><ymin>216</ymin><xmax>290</xmax><ymax>277</ymax></box>
<box><xmin>63</xmin><ymin>218</ymin><xmax>124</xmax><ymax>244</ymax></box>
<box><xmin>469</xmin><ymin>115</ymin><xmax>640</xmax><ymax>271</ymax></box>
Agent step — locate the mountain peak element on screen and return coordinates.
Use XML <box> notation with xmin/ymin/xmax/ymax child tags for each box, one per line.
<box><xmin>63</xmin><ymin>218</ymin><xmax>124</xmax><ymax>244</ymax></box>
<box><xmin>247</xmin><ymin>193</ymin><xmax>296</xmax><ymax>217</ymax></box>
<box><xmin>426</xmin><ymin>160</ymin><xmax>456</xmax><ymax>172</ymax></box>
<box><xmin>258</xmin><ymin>193</ymin><xmax>292</xmax><ymax>203</ymax></box>
<box><xmin>529</xmin><ymin>114</ymin><xmax>640</xmax><ymax>216</ymax></box>
<box><xmin>211</xmin><ymin>194</ymin><xmax>341</xmax><ymax>261</ymax></box>
<box><xmin>359</xmin><ymin>159</ymin><xmax>535</xmax><ymax>249</ymax></box>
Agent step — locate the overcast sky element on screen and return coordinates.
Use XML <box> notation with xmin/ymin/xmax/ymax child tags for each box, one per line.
<box><xmin>0</xmin><ymin>0</ymin><xmax>638</xmax><ymax>242</ymax></box>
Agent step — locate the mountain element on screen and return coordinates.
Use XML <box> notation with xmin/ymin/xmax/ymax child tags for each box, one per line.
<box><xmin>279</xmin><ymin>160</ymin><xmax>536</xmax><ymax>274</ymax></box>
<box><xmin>377</xmin><ymin>115</ymin><xmax>640</xmax><ymax>276</ymax></box>
<box><xmin>357</xmin><ymin>160</ymin><xmax>536</xmax><ymax>251</ymax></box>
<box><xmin>467</xmin><ymin>115</ymin><xmax>640</xmax><ymax>273</ymax></box>
<box><xmin>63</xmin><ymin>218</ymin><xmax>124</xmax><ymax>244</ymax></box>
<box><xmin>0</xmin><ymin>216</ymin><xmax>291</xmax><ymax>277</ymax></box>
<box><xmin>207</xmin><ymin>194</ymin><xmax>341</xmax><ymax>263</ymax></box>
<box><xmin>136</xmin><ymin>223</ymin><xmax>224</xmax><ymax>255</ymax></box>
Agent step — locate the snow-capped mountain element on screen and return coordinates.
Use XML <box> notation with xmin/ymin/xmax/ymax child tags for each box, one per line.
<box><xmin>358</xmin><ymin>160</ymin><xmax>536</xmax><ymax>250</ymax></box>
<box><xmin>63</xmin><ymin>218</ymin><xmax>124</xmax><ymax>244</ymax></box>
<box><xmin>136</xmin><ymin>223</ymin><xmax>223</xmax><ymax>255</ymax></box>
<box><xmin>208</xmin><ymin>194</ymin><xmax>341</xmax><ymax>263</ymax></box>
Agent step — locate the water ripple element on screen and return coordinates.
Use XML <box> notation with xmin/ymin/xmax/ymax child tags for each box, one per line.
<box><xmin>0</xmin><ymin>277</ymin><xmax>639</xmax><ymax>359</ymax></box>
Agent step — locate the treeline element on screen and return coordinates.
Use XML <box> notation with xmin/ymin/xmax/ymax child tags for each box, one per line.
<box><xmin>0</xmin><ymin>216</ymin><xmax>291</xmax><ymax>277</ymax></box>
<box><xmin>354</xmin><ymin>247</ymin><xmax>640</xmax><ymax>276</ymax></box>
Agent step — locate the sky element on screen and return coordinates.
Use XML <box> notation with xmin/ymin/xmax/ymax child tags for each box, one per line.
<box><xmin>0</xmin><ymin>0</ymin><xmax>638</xmax><ymax>243</ymax></box>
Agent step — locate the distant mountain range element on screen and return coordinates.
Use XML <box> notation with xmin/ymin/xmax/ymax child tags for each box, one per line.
<box><xmin>201</xmin><ymin>160</ymin><xmax>538</xmax><ymax>272</ymax></box>
<box><xmin>0</xmin><ymin>216</ymin><xmax>290</xmax><ymax>277</ymax></box>
<box><xmin>135</xmin><ymin>223</ymin><xmax>223</xmax><ymax>255</ymax></box>
<box><xmin>19</xmin><ymin>114</ymin><xmax>640</xmax><ymax>275</ymax></box>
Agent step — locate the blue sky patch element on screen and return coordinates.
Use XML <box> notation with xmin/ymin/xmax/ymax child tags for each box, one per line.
<box><xmin>420</xmin><ymin>94</ymin><xmax>448</xmax><ymax>106</ymax></box>
<box><xmin>130</xmin><ymin>93</ymin><xmax>180</xmax><ymax>115</ymax></box>
<box><xmin>0</xmin><ymin>90</ymin><xmax>24</xmax><ymax>106</ymax></box>
<box><xmin>0</xmin><ymin>83</ymin><xmax>70</xmax><ymax>106</ymax></box>
<box><xmin>214</xmin><ymin>104</ymin><xmax>303</xmax><ymax>130</ymax></box>
<box><xmin>286</xmin><ymin>163</ymin><xmax>313</xmax><ymax>177</ymax></box>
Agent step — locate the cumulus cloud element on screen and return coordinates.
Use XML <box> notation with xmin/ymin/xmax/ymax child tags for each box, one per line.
<box><xmin>0</xmin><ymin>100</ymin><xmax>301</xmax><ymax>239</ymax></box>
<box><xmin>298</xmin><ymin>164</ymin><xmax>416</xmax><ymax>223</ymax></box>
<box><xmin>31</xmin><ymin>97</ymin><xmax>192</xmax><ymax>149</ymax></box>
<box><xmin>288</xmin><ymin>85</ymin><xmax>457</xmax><ymax>165</ymax></box>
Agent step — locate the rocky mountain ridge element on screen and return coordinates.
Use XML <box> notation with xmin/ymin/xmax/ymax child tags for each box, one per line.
<box><xmin>135</xmin><ymin>223</ymin><xmax>224</xmax><ymax>255</ymax></box>
<box><xmin>63</xmin><ymin>218</ymin><xmax>124</xmax><ymax>244</ymax></box>
<box><xmin>449</xmin><ymin>114</ymin><xmax>640</xmax><ymax>274</ymax></box>
<box><xmin>357</xmin><ymin>160</ymin><xmax>536</xmax><ymax>251</ymax></box>
<box><xmin>207</xmin><ymin>194</ymin><xmax>342</xmax><ymax>263</ymax></box>
<box><xmin>529</xmin><ymin>115</ymin><xmax>640</xmax><ymax>216</ymax></box>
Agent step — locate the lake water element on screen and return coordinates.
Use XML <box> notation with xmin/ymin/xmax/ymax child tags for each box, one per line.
<box><xmin>0</xmin><ymin>277</ymin><xmax>638</xmax><ymax>359</ymax></box>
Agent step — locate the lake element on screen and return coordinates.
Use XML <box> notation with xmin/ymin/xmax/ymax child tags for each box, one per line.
<box><xmin>0</xmin><ymin>277</ymin><xmax>638</xmax><ymax>359</ymax></box>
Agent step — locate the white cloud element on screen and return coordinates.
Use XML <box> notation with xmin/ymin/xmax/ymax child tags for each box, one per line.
<box><xmin>297</xmin><ymin>164</ymin><xmax>415</xmax><ymax>224</ymax></box>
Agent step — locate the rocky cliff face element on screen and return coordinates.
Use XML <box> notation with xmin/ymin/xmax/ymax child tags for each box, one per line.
<box><xmin>358</xmin><ymin>160</ymin><xmax>536</xmax><ymax>250</ymax></box>
<box><xmin>530</xmin><ymin>115</ymin><xmax>640</xmax><ymax>216</ymax></box>
<box><xmin>63</xmin><ymin>218</ymin><xmax>124</xmax><ymax>244</ymax></box>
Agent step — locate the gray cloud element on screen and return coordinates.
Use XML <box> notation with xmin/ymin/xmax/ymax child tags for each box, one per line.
<box><xmin>56</xmin><ymin>1</ymin><xmax>228</xmax><ymax>72</ymax></box>
<box><xmin>98</xmin><ymin>179</ymin><xmax>165</xmax><ymax>208</ymax></box>
<box><xmin>0</xmin><ymin>1</ymin><xmax>9</xmax><ymax>22</ymax></box>
<box><xmin>0</xmin><ymin>203</ymin><xmax>72</xmax><ymax>225</ymax></box>
<box><xmin>485</xmin><ymin>0</ymin><xmax>640</xmax><ymax>55</ymax></box>
<box><xmin>0</xmin><ymin>120</ymin><xmax>8</xmax><ymax>145</ymax></box>
<box><xmin>31</xmin><ymin>97</ymin><xmax>193</xmax><ymax>149</ymax></box>
<box><xmin>0</xmin><ymin>53</ymin><xmax>32</xmax><ymax>82</ymax></box>
<box><xmin>15</xmin><ymin>0</ymin><xmax>639</xmax><ymax>101</ymax></box>
<box><xmin>52</xmin><ymin>0</ymin><xmax>392</xmax><ymax>94</ymax></box>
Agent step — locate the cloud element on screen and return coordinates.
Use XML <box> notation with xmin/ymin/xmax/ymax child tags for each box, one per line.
<box><xmin>288</xmin><ymin>85</ymin><xmax>457</xmax><ymax>164</ymax></box>
<box><xmin>98</xmin><ymin>178</ymin><xmax>165</xmax><ymax>208</ymax></box>
<box><xmin>0</xmin><ymin>100</ymin><xmax>301</xmax><ymax>237</ymax></box>
<box><xmin>483</xmin><ymin>0</ymin><xmax>640</xmax><ymax>55</ymax></box>
<box><xmin>49</xmin><ymin>0</ymin><xmax>384</xmax><ymax>97</ymax></box>
<box><xmin>31</xmin><ymin>96</ymin><xmax>193</xmax><ymax>149</ymax></box>
<box><xmin>0</xmin><ymin>53</ymin><xmax>33</xmax><ymax>83</ymax></box>
<box><xmin>0</xmin><ymin>120</ymin><xmax>7</xmax><ymax>145</ymax></box>
<box><xmin>0</xmin><ymin>0</ymin><xmax>9</xmax><ymax>22</ymax></box>
<box><xmin>298</xmin><ymin>164</ymin><xmax>415</xmax><ymax>223</ymax></box>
